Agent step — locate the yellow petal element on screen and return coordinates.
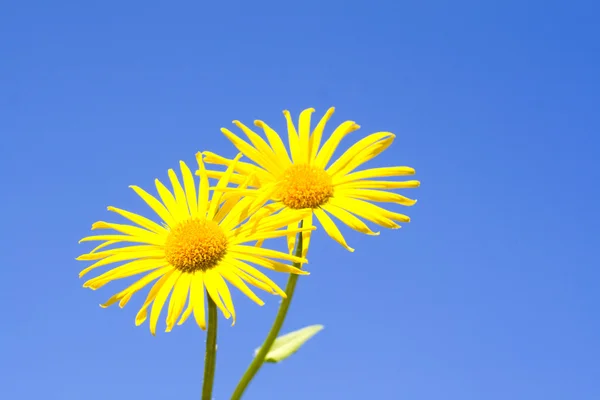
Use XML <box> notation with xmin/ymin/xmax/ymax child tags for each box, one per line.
<box><xmin>204</xmin><ymin>170</ymin><xmax>248</xmax><ymax>185</ymax></box>
<box><xmin>229</xmin><ymin>245</ymin><xmax>306</xmax><ymax>264</ymax></box>
<box><xmin>166</xmin><ymin>273</ymin><xmax>192</xmax><ymax>332</ymax></box>
<box><xmin>313</xmin><ymin>208</ymin><xmax>354</xmax><ymax>252</ymax></box>
<box><xmin>191</xmin><ymin>274</ymin><xmax>207</xmax><ymax>329</ymax></box>
<box><xmin>204</xmin><ymin>270</ymin><xmax>231</xmax><ymax>319</ymax></box>
<box><xmin>83</xmin><ymin>258</ymin><xmax>167</xmax><ymax>290</ymax></box>
<box><xmin>336</xmin><ymin>197</ymin><xmax>410</xmax><ymax>222</ymax></box>
<box><xmin>233</xmin><ymin>120</ymin><xmax>285</xmax><ymax>170</ymax></box>
<box><xmin>90</xmin><ymin>221</ymin><xmax>164</xmax><ymax>245</ymax></box>
<box><xmin>287</xmin><ymin>221</ymin><xmax>298</xmax><ymax>254</ymax></box>
<box><xmin>308</xmin><ymin>107</ymin><xmax>335</xmax><ymax>163</ymax></box>
<box><xmin>135</xmin><ymin>270</ymin><xmax>175</xmax><ymax>326</ymax></box>
<box><xmin>155</xmin><ymin>178</ymin><xmax>181</xmax><ymax>221</ymax></box>
<box><xmin>297</xmin><ymin>108</ymin><xmax>315</xmax><ymax>164</ymax></box>
<box><xmin>179</xmin><ymin>161</ymin><xmax>198</xmax><ymax>217</ymax></box>
<box><xmin>336</xmin><ymin>179</ymin><xmax>421</xmax><ymax>190</ymax></box>
<box><xmin>202</xmin><ymin>151</ymin><xmax>268</xmax><ymax>178</ymax></box>
<box><xmin>283</xmin><ymin>110</ymin><xmax>302</xmax><ymax>164</ymax></box>
<box><xmin>335</xmin><ymin>189</ymin><xmax>417</xmax><ymax>206</ymax></box>
<box><xmin>78</xmin><ymin>234</ymin><xmax>159</xmax><ymax>246</ymax></box>
<box><xmin>213</xmin><ymin>174</ymin><xmax>252</xmax><ymax>224</ymax></box>
<box><xmin>218</xmin><ymin>266</ymin><xmax>264</xmax><ymax>306</ymax></box>
<box><xmin>117</xmin><ymin>267</ymin><xmax>172</xmax><ymax>308</ymax></box>
<box><xmin>219</xmin><ymin>196</ymin><xmax>256</xmax><ymax>231</ymax></box>
<box><xmin>333</xmin><ymin>136</ymin><xmax>396</xmax><ymax>178</ymax></box>
<box><xmin>254</xmin><ymin>119</ymin><xmax>292</xmax><ymax>166</ymax></box>
<box><xmin>234</xmin><ymin>208</ymin><xmax>310</xmax><ymax>237</ymax></box>
<box><xmin>233</xmin><ymin>267</ymin><xmax>281</xmax><ymax>295</ymax></box>
<box><xmin>211</xmin><ymin>271</ymin><xmax>236</xmax><ymax>325</ymax></box>
<box><xmin>168</xmin><ymin>169</ymin><xmax>190</xmax><ymax>219</ymax></box>
<box><xmin>149</xmin><ymin>270</ymin><xmax>181</xmax><ymax>335</ymax></box>
<box><xmin>323</xmin><ymin>203</ymin><xmax>379</xmax><ymax>236</ymax></box>
<box><xmin>129</xmin><ymin>185</ymin><xmax>176</xmax><ymax>227</ymax></box>
<box><xmin>195</xmin><ymin>152</ymin><xmax>210</xmax><ymax>217</ymax></box>
<box><xmin>226</xmin><ymin>253</ymin><xmax>308</xmax><ymax>276</ymax></box>
<box><xmin>221</xmin><ymin>128</ymin><xmax>279</xmax><ymax>173</ymax></box>
<box><xmin>107</xmin><ymin>206</ymin><xmax>167</xmax><ymax>235</ymax></box>
<box><xmin>314</xmin><ymin>120</ymin><xmax>360</xmax><ymax>168</ymax></box>
<box><xmin>326</xmin><ymin>132</ymin><xmax>394</xmax><ymax>177</ymax></box>
<box><xmin>332</xmin><ymin>166</ymin><xmax>416</xmax><ymax>185</ymax></box>
<box><xmin>79</xmin><ymin>248</ymin><xmax>164</xmax><ymax>278</ymax></box>
<box><xmin>100</xmin><ymin>266</ymin><xmax>171</xmax><ymax>309</ymax></box>
<box><xmin>247</xmin><ymin>202</ymin><xmax>285</xmax><ymax>224</ymax></box>
<box><xmin>230</xmin><ymin>225</ymin><xmax>315</xmax><ymax>246</ymax></box>
<box><xmin>225</xmin><ymin>258</ymin><xmax>287</xmax><ymax>297</ymax></box>
<box><xmin>89</xmin><ymin>240</ymin><xmax>118</xmax><ymax>253</ymax></box>
<box><xmin>207</xmin><ymin>153</ymin><xmax>243</xmax><ymax>220</ymax></box>
<box><xmin>77</xmin><ymin>244</ymin><xmax>157</xmax><ymax>261</ymax></box>
<box><xmin>301</xmin><ymin>213</ymin><xmax>313</xmax><ymax>259</ymax></box>
<box><xmin>329</xmin><ymin>197</ymin><xmax>400</xmax><ymax>229</ymax></box>
<box><xmin>177</xmin><ymin>289</ymin><xmax>193</xmax><ymax>326</ymax></box>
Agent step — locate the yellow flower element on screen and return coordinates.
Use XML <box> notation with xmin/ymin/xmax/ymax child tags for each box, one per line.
<box><xmin>77</xmin><ymin>153</ymin><xmax>311</xmax><ymax>335</ymax></box>
<box><xmin>203</xmin><ymin>107</ymin><xmax>420</xmax><ymax>257</ymax></box>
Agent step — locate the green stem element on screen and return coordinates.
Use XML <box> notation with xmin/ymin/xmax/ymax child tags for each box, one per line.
<box><xmin>202</xmin><ymin>292</ymin><xmax>218</xmax><ymax>400</ymax></box>
<box><xmin>230</xmin><ymin>230</ymin><xmax>304</xmax><ymax>400</ymax></box>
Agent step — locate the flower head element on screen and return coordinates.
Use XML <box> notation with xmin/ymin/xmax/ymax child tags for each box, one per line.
<box><xmin>77</xmin><ymin>153</ymin><xmax>311</xmax><ymax>335</ymax></box>
<box><xmin>203</xmin><ymin>107</ymin><xmax>419</xmax><ymax>257</ymax></box>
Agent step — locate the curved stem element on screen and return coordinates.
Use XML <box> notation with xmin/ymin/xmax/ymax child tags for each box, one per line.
<box><xmin>202</xmin><ymin>293</ymin><xmax>218</xmax><ymax>400</ymax></box>
<box><xmin>230</xmin><ymin>230</ymin><xmax>304</xmax><ymax>400</ymax></box>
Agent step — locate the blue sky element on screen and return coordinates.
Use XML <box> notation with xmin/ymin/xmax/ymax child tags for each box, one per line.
<box><xmin>1</xmin><ymin>1</ymin><xmax>599</xmax><ymax>399</ymax></box>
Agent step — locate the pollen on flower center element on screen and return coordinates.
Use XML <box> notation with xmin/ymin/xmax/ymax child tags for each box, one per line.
<box><xmin>277</xmin><ymin>164</ymin><xmax>334</xmax><ymax>209</ymax></box>
<box><xmin>164</xmin><ymin>218</ymin><xmax>228</xmax><ymax>273</ymax></box>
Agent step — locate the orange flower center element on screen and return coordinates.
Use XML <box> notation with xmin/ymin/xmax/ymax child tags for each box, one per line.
<box><xmin>164</xmin><ymin>218</ymin><xmax>228</xmax><ymax>273</ymax></box>
<box><xmin>277</xmin><ymin>164</ymin><xmax>334</xmax><ymax>209</ymax></box>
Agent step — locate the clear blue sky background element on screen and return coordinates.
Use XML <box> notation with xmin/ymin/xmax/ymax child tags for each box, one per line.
<box><xmin>1</xmin><ymin>1</ymin><xmax>599</xmax><ymax>399</ymax></box>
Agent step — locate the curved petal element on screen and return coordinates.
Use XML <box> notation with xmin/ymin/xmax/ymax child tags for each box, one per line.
<box><xmin>168</xmin><ymin>169</ymin><xmax>190</xmax><ymax>218</ymax></box>
<box><xmin>191</xmin><ymin>273</ymin><xmax>207</xmax><ymax>329</ymax></box>
<box><xmin>149</xmin><ymin>270</ymin><xmax>181</xmax><ymax>335</ymax></box>
<box><xmin>100</xmin><ymin>266</ymin><xmax>171</xmax><ymax>309</ymax></box>
<box><xmin>233</xmin><ymin>120</ymin><xmax>285</xmax><ymax>170</ymax></box>
<box><xmin>332</xmin><ymin>166</ymin><xmax>416</xmax><ymax>185</ymax></box>
<box><xmin>204</xmin><ymin>270</ymin><xmax>231</xmax><ymax>319</ymax></box>
<box><xmin>129</xmin><ymin>185</ymin><xmax>176</xmax><ymax>227</ymax></box>
<box><xmin>313</xmin><ymin>208</ymin><xmax>354</xmax><ymax>252</ymax></box>
<box><xmin>135</xmin><ymin>269</ymin><xmax>175</xmax><ymax>326</ymax></box>
<box><xmin>323</xmin><ymin>203</ymin><xmax>380</xmax><ymax>236</ymax></box>
<box><xmin>332</xmin><ymin>136</ymin><xmax>396</xmax><ymax>178</ymax></box>
<box><xmin>326</xmin><ymin>132</ymin><xmax>394</xmax><ymax>176</ymax></box>
<box><xmin>221</xmin><ymin>128</ymin><xmax>279</xmax><ymax>173</ymax></box>
<box><xmin>283</xmin><ymin>110</ymin><xmax>302</xmax><ymax>164</ymax></box>
<box><xmin>218</xmin><ymin>266</ymin><xmax>264</xmax><ymax>306</ymax></box>
<box><xmin>315</xmin><ymin>121</ymin><xmax>361</xmax><ymax>169</ymax></box>
<box><xmin>179</xmin><ymin>161</ymin><xmax>198</xmax><ymax>217</ymax></box>
<box><xmin>335</xmin><ymin>189</ymin><xmax>417</xmax><ymax>206</ymax></box>
<box><xmin>254</xmin><ymin>119</ymin><xmax>292</xmax><ymax>167</ymax></box>
<box><xmin>107</xmin><ymin>206</ymin><xmax>167</xmax><ymax>235</ymax></box>
<box><xmin>155</xmin><ymin>179</ymin><xmax>182</xmax><ymax>221</ymax></box>
<box><xmin>335</xmin><ymin>179</ymin><xmax>421</xmax><ymax>190</ymax></box>
<box><xmin>207</xmin><ymin>153</ymin><xmax>243</xmax><ymax>219</ymax></box>
<box><xmin>166</xmin><ymin>273</ymin><xmax>192</xmax><ymax>332</ymax></box>
<box><xmin>83</xmin><ymin>258</ymin><xmax>167</xmax><ymax>289</ymax></box>
<box><xmin>329</xmin><ymin>197</ymin><xmax>400</xmax><ymax>229</ymax></box>
<box><xmin>308</xmin><ymin>107</ymin><xmax>335</xmax><ymax>163</ymax></box>
<box><xmin>297</xmin><ymin>108</ymin><xmax>315</xmax><ymax>164</ymax></box>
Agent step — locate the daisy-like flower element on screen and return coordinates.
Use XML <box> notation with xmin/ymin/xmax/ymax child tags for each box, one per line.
<box><xmin>77</xmin><ymin>154</ymin><xmax>311</xmax><ymax>335</ymax></box>
<box><xmin>202</xmin><ymin>107</ymin><xmax>419</xmax><ymax>257</ymax></box>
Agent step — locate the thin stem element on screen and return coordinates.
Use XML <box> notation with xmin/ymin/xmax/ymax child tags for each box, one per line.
<box><xmin>202</xmin><ymin>292</ymin><xmax>218</xmax><ymax>400</ymax></box>
<box><xmin>230</xmin><ymin>229</ymin><xmax>304</xmax><ymax>400</ymax></box>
